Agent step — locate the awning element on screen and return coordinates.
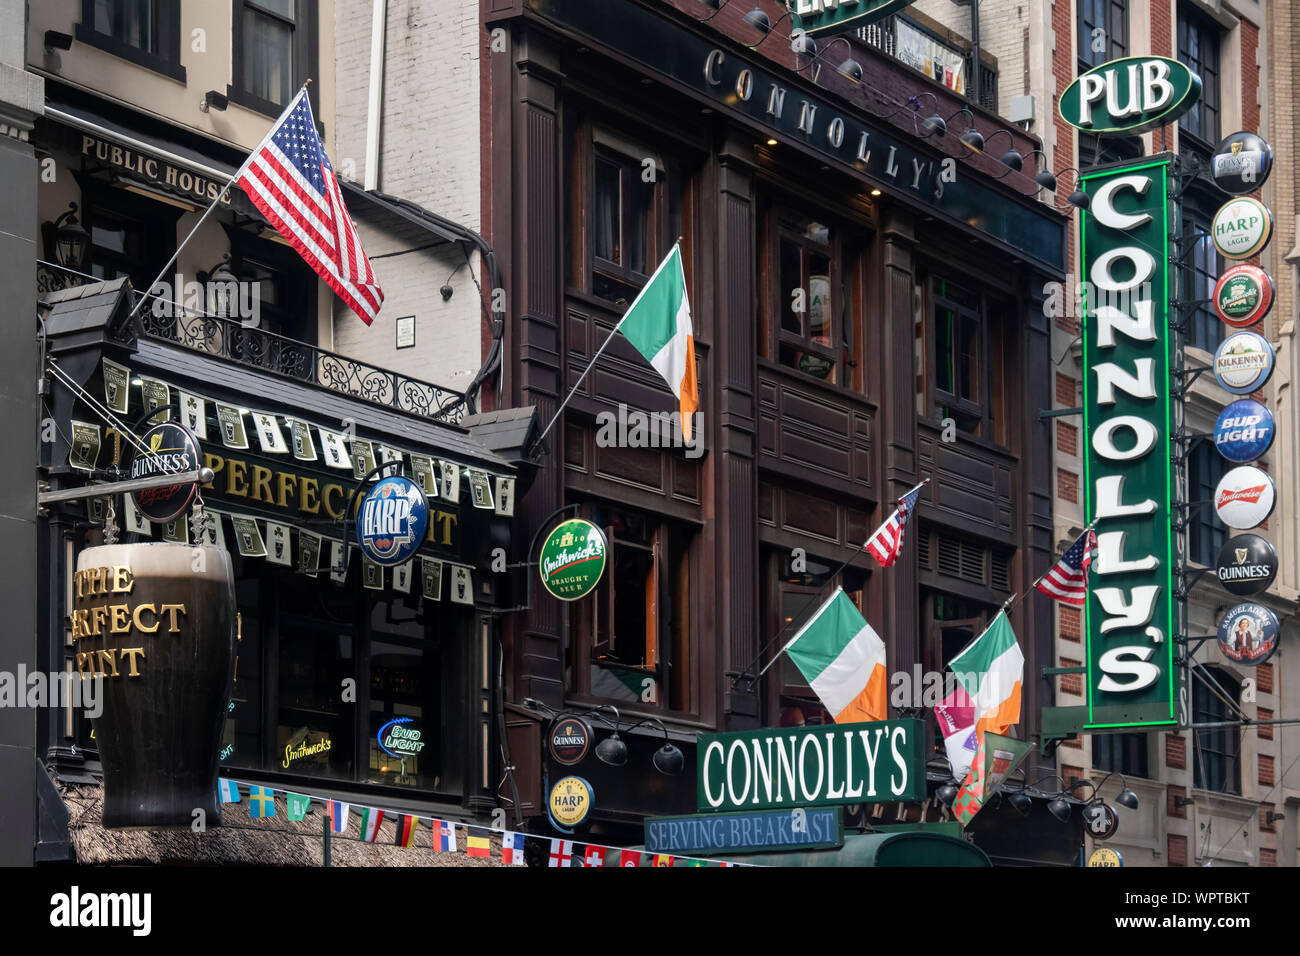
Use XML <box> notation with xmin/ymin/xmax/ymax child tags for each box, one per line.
<box><xmin>720</xmin><ymin>831</ymin><xmax>991</xmax><ymax>867</ymax></box>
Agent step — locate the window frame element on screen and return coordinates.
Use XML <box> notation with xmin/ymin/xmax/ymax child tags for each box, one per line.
<box><xmin>228</xmin><ymin>0</ymin><xmax>319</xmax><ymax>119</ymax></box>
<box><xmin>1177</xmin><ymin>4</ymin><xmax>1222</xmax><ymax>148</ymax></box>
<box><xmin>924</xmin><ymin>270</ymin><xmax>1000</xmax><ymax>440</ymax></box>
<box><xmin>1192</xmin><ymin>665</ymin><xmax>1241</xmax><ymax>794</ymax></box>
<box><xmin>76</xmin><ymin>0</ymin><xmax>187</xmax><ymax>83</ymax></box>
<box><xmin>1187</xmin><ymin>439</ymin><xmax>1225</xmax><ymax>567</ymax></box>
<box><xmin>1093</xmin><ymin>732</ymin><xmax>1150</xmax><ymax>779</ymax></box>
<box><xmin>79</xmin><ymin>178</ymin><xmax>182</xmax><ymax>295</ymax></box>
<box><xmin>1077</xmin><ymin>0</ymin><xmax>1129</xmax><ymax>73</ymax></box>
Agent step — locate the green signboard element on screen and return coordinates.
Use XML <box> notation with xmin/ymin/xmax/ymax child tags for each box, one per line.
<box><xmin>697</xmin><ymin>719</ymin><xmax>926</xmax><ymax>812</ymax></box>
<box><xmin>538</xmin><ymin>518</ymin><xmax>607</xmax><ymax>601</ymax></box>
<box><xmin>1059</xmin><ymin>57</ymin><xmax>1201</xmax><ymax>135</ymax></box>
<box><xmin>645</xmin><ymin>807</ymin><xmax>844</xmax><ymax>855</ymax></box>
<box><xmin>791</xmin><ymin>0</ymin><xmax>915</xmax><ymax>37</ymax></box>
<box><xmin>1080</xmin><ymin>157</ymin><xmax>1177</xmax><ymax>730</ymax></box>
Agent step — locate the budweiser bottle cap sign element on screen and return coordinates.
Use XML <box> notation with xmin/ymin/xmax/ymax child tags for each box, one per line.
<box><xmin>1213</xmin><ymin>465</ymin><xmax>1276</xmax><ymax>530</ymax></box>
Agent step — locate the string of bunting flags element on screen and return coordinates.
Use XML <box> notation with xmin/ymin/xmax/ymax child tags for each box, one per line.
<box><xmin>213</xmin><ymin>777</ymin><xmax>753</xmax><ymax>867</ymax></box>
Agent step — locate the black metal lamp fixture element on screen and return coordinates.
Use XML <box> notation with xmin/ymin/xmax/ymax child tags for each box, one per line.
<box><xmin>980</xmin><ymin>129</ymin><xmax>1023</xmax><ymax>171</ymax></box>
<box><xmin>1026</xmin><ymin>149</ymin><xmax>1057</xmax><ymax>191</ymax></box>
<box><xmin>1047</xmin><ymin>792</ymin><xmax>1073</xmax><ymax>823</ymax></box>
<box><xmin>623</xmin><ymin>718</ymin><xmax>686</xmax><ymax>776</ymax></box>
<box><xmin>201</xmin><ymin>90</ymin><xmax>229</xmax><ymax>113</ymax></box>
<box><xmin>46</xmin><ymin>202</ymin><xmax>90</xmax><ymax>271</ymax></box>
<box><xmin>910</xmin><ymin>92</ymin><xmax>946</xmax><ymax>138</ymax></box>
<box><xmin>1007</xmin><ymin>789</ymin><xmax>1033</xmax><ymax>816</ymax></box>
<box><xmin>742</xmin><ymin>6</ymin><xmax>772</xmax><ymax>33</ymax></box>
<box><xmin>937</xmin><ymin>779</ymin><xmax>960</xmax><ymax>806</ymax></box>
<box><xmin>594</xmin><ymin>731</ymin><xmax>630</xmax><ymax>767</ymax></box>
<box><xmin>1089</xmin><ymin>771</ymin><xmax>1140</xmax><ymax>810</ymax></box>
<box><xmin>944</xmin><ymin>106</ymin><xmax>984</xmax><ymax>151</ymax></box>
<box><xmin>1046</xmin><ymin>168</ymin><xmax>1091</xmax><ymax>210</ymax></box>
<box><xmin>791</xmin><ymin>29</ymin><xmax>816</xmax><ymax>57</ymax></box>
<box><xmin>811</xmin><ymin>35</ymin><xmax>862</xmax><ymax>83</ymax></box>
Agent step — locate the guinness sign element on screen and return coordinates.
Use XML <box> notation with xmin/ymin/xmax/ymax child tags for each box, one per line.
<box><xmin>1214</xmin><ymin>535</ymin><xmax>1277</xmax><ymax>596</ymax></box>
<box><xmin>1217</xmin><ymin>603</ymin><xmax>1279</xmax><ymax>665</ymax></box>
<box><xmin>1211</xmin><ymin>131</ymin><xmax>1274</xmax><ymax>195</ymax></box>
<box><xmin>130</xmin><ymin>422</ymin><xmax>201</xmax><ymax>523</ymax></box>
<box><xmin>549</xmin><ymin>715</ymin><xmax>593</xmax><ymax>766</ymax></box>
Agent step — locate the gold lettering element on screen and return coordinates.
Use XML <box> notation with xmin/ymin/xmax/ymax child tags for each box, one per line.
<box><xmin>119</xmin><ymin>647</ymin><xmax>146</xmax><ymax>677</ymax></box>
<box><xmin>97</xmin><ymin>648</ymin><xmax>119</xmax><ymax>677</ymax></box>
<box><xmin>109</xmin><ymin>604</ymin><xmax>131</xmax><ymax>635</ymax></box>
<box><xmin>86</xmin><ymin>566</ymin><xmax>104</xmax><ymax>595</ymax></box>
<box><xmin>226</xmin><ymin>458</ymin><xmax>249</xmax><ymax>497</ymax></box>
<box><xmin>73</xmin><ymin>568</ymin><xmax>86</xmax><ymax>600</ymax></box>
<box><xmin>160</xmin><ymin>603</ymin><xmax>187</xmax><ymax>633</ymax></box>
<box><xmin>132</xmin><ymin>603</ymin><xmax>159</xmax><ymax>634</ymax></box>
<box><xmin>323</xmin><ymin>483</ymin><xmax>345</xmax><ymax>520</ymax></box>
<box><xmin>203</xmin><ymin>453</ymin><xmax>225</xmax><ymax>489</ymax></box>
<box><xmin>70</xmin><ymin>608</ymin><xmax>87</xmax><ymax>640</ymax></box>
<box><xmin>250</xmin><ymin>465</ymin><xmax>273</xmax><ymax>504</ymax></box>
<box><xmin>300</xmin><ymin>476</ymin><xmax>320</xmax><ymax>515</ymax></box>
<box><xmin>275</xmin><ymin>471</ymin><xmax>298</xmax><ymax>509</ymax></box>
<box><xmin>89</xmin><ymin>605</ymin><xmax>108</xmax><ymax>637</ymax></box>
<box><xmin>112</xmin><ymin>565</ymin><xmax>134</xmax><ymax>593</ymax></box>
<box><xmin>435</xmin><ymin>512</ymin><xmax>457</xmax><ymax>547</ymax></box>
<box><xmin>75</xmin><ymin>651</ymin><xmax>92</xmax><ymax>677</ymax></box>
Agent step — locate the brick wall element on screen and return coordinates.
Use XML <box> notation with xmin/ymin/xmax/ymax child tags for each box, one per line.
<box><xmin>1059</xmin><ymin>604</ymin><xmax>1080</xmax><ymax>643</ymax></box>
<box><xmin>1166</xmin><ymin>733</ymin><xmax>1186</xmax><ymax>770</ymax></box>
<box><xmin>1056</xmin><ymin>420</ymin><xmax>1077</xmax><ymax>455</ymax></box>
<box><xmin>1168</xmin><ymin>784</ymin><xmax>1187</xmax><ymax>819</ymax></box>
<box><xmin>1168</xmin><ymin>832</ymin><xmax>1187</xmax><ymax>866</ymax></box>
<box><xmin>1055</xmin><ymin>372</ymin><xmax>1076</xmax><ymax>406</ymax></box>
<box><xmin>1057</xmin><ymin>468</ymin><xmax>1078</xmax><ymax>503</ymax></box>
<box><xmin>1060</xmin><ymin>658</ymin><xmax>1082</xmax><ymax>696</ymax></box>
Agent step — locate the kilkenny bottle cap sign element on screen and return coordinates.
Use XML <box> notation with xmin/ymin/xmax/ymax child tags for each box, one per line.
<box><xmin>1214</xmin><ymin>399</ymin><xmax>1274</xmax><ymax>463</ymax></box>
<box><xmin>1211</xmin><ymin>196</ymin><xmax>1273</xmax><ymax>260</ymax></box>
<box><xmin>539</xmin><ymin>518</ymin><xmax>607</xmax><ymax>601</ymax></box>
<box><xmin>1214</xmin><ymin>465</ymin><xmax>1276</xmax><ymax>530</ymax></box>
<box><xmin>356</xmin><ymin>476</ymin><xmax>428</xmax><ymax>567</ymax></box>
<box><xmin>130</xmin><ymin>422</ymin><xmax>201</xmax><ymax>523</ymax></box>
<box><xmin>1217</xmin><ymin>603</ymin><xmax>1279</xmax><ymax>665</ymax></box>
<box><xmin>1211</xmin><ymin>131</ymin><xmax>1274</xmax><ymax>195</ymax></box>
<box><xmin>1213</xmin><ymin>264</ymin><xmax>1273</xmax><ymax>327</ymax></box>
<box><xmin>549</xmin><ymin>715</ymin><xmax>594</xmax><ymax>765</ymax></box>
<box><xmin>1214</xmin><ymin>534</ymin><xmax>1278</xmax><ymax>596</ymax></box>
<box><xmin>1213</xmin><ymin>331</ymin><xmax>1274</xmax><ymax>394</ymax></box>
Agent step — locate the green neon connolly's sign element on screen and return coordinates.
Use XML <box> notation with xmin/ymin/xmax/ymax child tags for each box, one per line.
<box><xmin>1080</xmin><ymin>157</ymin><xmax>1177</xmax><ymax>729</ymax></box>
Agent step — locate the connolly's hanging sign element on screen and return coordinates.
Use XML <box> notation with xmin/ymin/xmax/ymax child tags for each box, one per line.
<box><xmin>790</xmin><ymin>0</ymin><xmax>916</xmax><ymax>37</ymax></box>
<box><xmin>538</xmin><ymin>518</ymin><xmax>607</xmax><ymax>601</ymax></box>
<box><xmin>697</xmin><ymin>719</ymin><xmax>925</xmax><ymax>812</ymax></box>
<box><xmin>1080</xmin><ymin>156</ymin><xmax>1177</xmax><ymax>730</ymax></box>
<box><xmin>1059</xmin><ymin>57</ymin><xmax>1200</xmax><ymax>135</ymax></box>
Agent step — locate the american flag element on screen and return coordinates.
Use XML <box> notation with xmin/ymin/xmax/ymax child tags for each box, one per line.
<box><xmin>1035</xmin><ymin>527</ymin><xmax>1098</xmax><ymax>605</ymax></box>
<box><xmin>236</xmin><ymin>88</ymin><xmax>384</xmax><ymax>325</ymax></box>
<box><xmin>865</xmin><ymin>479</ymin><xmax>928</xmax><ymax>567</ymax></box>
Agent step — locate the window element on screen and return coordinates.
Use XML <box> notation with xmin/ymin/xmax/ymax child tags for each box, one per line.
<box><xmin>1178</xmin><ymin>6</ymin><xmax>1221</xmax><ymax>146</ymax></box>
<box><xmin>592</xmin><ymin>149</ymin><xmax>657</xmax><ymax>302</ymax></box>
<box><xmin>1187</xmin><ymin>441</ymin><xmax>1224</xmax><ymax>566</ymax></box>
<box><xmin>230</xmin><ymin>0</ymin><xmax>317</xmax><ymax>117</ymax></box>
<box><xmin>1079</xmin><ymin>132</ymin><xmax>1142</xmax><ymax>168</ymax></box>
<box><xmin>773</xmin><ymin>553</ymin><xmax>866</xmax><ymax>711</ymax></box>
<box><xmin>924</xmin><ymin>272</ymin><xmax>1006</xmax><ymax>439</ymax></box>
<box><xmin>1183</xmin><ymin>206</ymin><xmax>1221</xmax><ymax>352</ymax></box>
<box><xmin>570</xmin><ymin>503</ymin><xmax>694</xmax><ymax>712</ymax></box>
<box><xmin>1093</xmin><ymin>733</ymin><xmax>1149</xmax><ymax>778</ymax></box>
<box><xmin>367</xmin><ymin>604</ymin><xmax>441</xmax><ymax>791</ymax></box>
<box><xmin>82</xmin><ymin>184</ymin><xmax>180</xmax><ymax>295</ymax></box>
<box><xmin>1193</xmin><ymin>666</ymin><xmax>1240</xmax><ymax>793</ymax></box>
<box><xmin>228</xmin><ymin>228</ymin><xmax>319</xmax><ymax>345</ymax></box>
<box><xmin>1078</xmin><ymin>0</ymin><xmax>1128</xmax><ymax>72</ymax></box>
<box><xmin>76</xmin><ymin>0</ymin><xmax>185</xmax><ymax>81</ymax></box>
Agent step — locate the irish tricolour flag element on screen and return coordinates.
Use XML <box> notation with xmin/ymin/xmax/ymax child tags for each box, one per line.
<box><xmin>782</xmin><ymin>588</ymin><xmax>887</xmax><ymax>723</ymax></box>
<box><xmin>946</xmin><ymin>610</ymin><xmax>1024</xmax><ymax>741</ymax></box>
<box><xmin>617</xmin><ymin>244</ymin><xmax>699</xmax><ymax>441</ymax></box>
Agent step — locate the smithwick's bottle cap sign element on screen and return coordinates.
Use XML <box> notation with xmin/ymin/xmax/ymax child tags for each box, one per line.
<box><xmin>130</xmin><ymin>421</ymin><xmax>201</xmax><ymax>523</ymax></box>
<box><xmin>548</xmin><ymin>775</ymin><xmax>594</xmax><ymax>829</ymax></box>
<box><xmin>356</xmin><ymin>475</ymin><xmax>428</xmax><ymax>567</ymax></box>
<box><xmin>1211</xmin><ymin>131</ymin><xmax>1274</xmax><ymax>195</ymax></box>
<box><xmin>1213</xmin><ymin>465</ymin><xmax>1276</xmax><ymax>530</ymax></box>
<box><xmin>549</xmin><ymin>715</ymin><xmax>594</xmax><ymax>765</ymax></box>
<box><xmin>538</xmin><ymin>518</ymin><xmax>608</xmax><ymax>601</ymax></box>
<box><xmin>1211</xmin><ymin>196</ymin><xmax>1273</xmax><ymax>260</ymax></box>
<box><xmin>1214</xmin><ymin>534</ymin><xmax>1278</xmax><ymax>596</ymax></box>
<box><xmin>1217</xmin><ymin>602</ymin><xmax>1280</xmax><ymax>665</ymax></box>
<box><xmin>1214</xmin><ymin>399</ymin><xmax>1274</xmax><ymax>463</ymax></box>
<box><xmin>1213</xmin><ymin>331</ymin><xmax>1274</xmax><ymax>395</ymax></box>
<box><xmin>1213</xmin><ymin>264</ymin><xmax>1274</xmax><ymax>328</ymax></box>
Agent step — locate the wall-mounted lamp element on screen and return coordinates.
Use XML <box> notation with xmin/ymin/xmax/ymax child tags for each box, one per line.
<box><xmin>44</xmin><ymin>30</ymin><xmax>73</xmax><ymax>52</ymax></box>
<box><xmin>42</xmin><ymin>202</ymin><xmax>90</xmax><ymax>271</ymax></box>
<box><xmin>200</xmin><ymin>90</ymin><xmax>229</xmax><ymax>113</ymax></box>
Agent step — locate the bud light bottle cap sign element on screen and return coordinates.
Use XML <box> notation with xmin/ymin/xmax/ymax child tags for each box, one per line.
<box><xmin>1214</xmin><ymin>399</ymin><xmax>1274</xmax><ymax>463</ymax></box>
<box><xmin>357</xmin><ymin>476</ymin><xmax>428</xmax><ymax>566</ymax></box>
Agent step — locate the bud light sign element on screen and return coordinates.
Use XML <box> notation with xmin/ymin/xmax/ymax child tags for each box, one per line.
<box><xmin>357</xmin><ymin>476</ymin><xmax>428</xmax><ymax>566</ymax></box>
<box><xmin>1214</xmin><ymin>400</ymin><xmax>1274</xmax><ymax>463</ymax></box>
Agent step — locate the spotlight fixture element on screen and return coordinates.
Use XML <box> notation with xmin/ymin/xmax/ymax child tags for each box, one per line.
<box><xmin>985</xmin><ymin>790</ymin><xmax>1003</xmax><ymax>811</ymax></box>
<box><xmin>766</xmin><ymin>138</ymin><xmax>778</xmax><ymax>145</ymax></box>
<box><xmin>921</xmin><ymin>113</ymin><xmax>947</xmax><ymax>138</ymax></box>
<box><xmin>201</xmin><ymin>90</ymin><xmax>229</xmax><ymax>113</ymax></box>
<box><xmin>870</xmin><ymin>188</ymin><xmax>882</xmax><ymax>196</ymax></box>
<box><xmin>1007</xmin><ymin>790</ymin><xmax>1033</xmax><ymax>816</ymax></box>
<box><xmin>937</xmin><ymin>780</ymin><xmax>960</xmax><ymax>806</ymax></box>
<box><xmin>742</xmin><ymin>6</ymin><xmax>771</xmax><ymax>33</ymax></box>
<box><xmin>791</xmin><ymin>30</ymin><xmax>816</xmax><ymax>56</ymax></box>
<box><xmin>594</xmin><ymin>732</ymin><xmax>629</xmax><ymax>767</ymax></box>
<box><xmin>837</xmin><ymin>57</ymin><xmax>863</xmax><ymax>81</ymax></box>
<box><xmin>44</xmin><ymin>30</ymin><xmax>74</xmax><ymax>52</ymax></box>
<box><xmin>1068</xmin><ymin>188</ymin><xmax>1090</xmax><ymax>209</ymax></box>
<box><xmin>653</xmin><ymin>741</ymin><xmax>685</xmax><ymax>775</ymax></box>
<box><xmin>1047</xmin><ymin>794</ymin><xmax>1072</xmax><ymax>823</ymax></box>
<box><xmin>1000</xmin><ymin>149</ymin><xmax>1024</xmax><ymax>171</ymax></box>
<box><xmin>1116</xmin><ymin>786</ymin><xmax>1140</xmax><ymax>811</ymax></box>
<box><xmin>960</xmin><ymin>127</ymin><xmax>985</xmax><ymax>151</ymax></box>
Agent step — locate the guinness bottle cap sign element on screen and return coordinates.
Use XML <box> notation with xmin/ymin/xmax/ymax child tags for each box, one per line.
<box><xmin>1214</xmin><ymin>534</ymin><xmax>1278</xmax><ymax>596</ymax></box>
<box><xmin>1211</xmin><ymin>131</ymin><xmax>1274</xmax><ymax>195</ymax></box>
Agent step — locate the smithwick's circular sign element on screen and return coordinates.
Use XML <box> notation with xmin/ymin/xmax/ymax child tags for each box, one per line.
<box><xmin>1213</xmin><ymin>264</ymin><xmax>1274</xmax><ymax>327</ymax></box>
<box><xmin>356</xmin><ymin>476</ymin><xmax>428</xmax><ymax>567</ymax></box>
<box><xmin>548</xmin><ymin>775</ymin><xmax>594</xmax><ymax>828</ymax></box>
<box><xmin>1213</xmin><ymin>331</ymin><xmax>1274</xmax><ymax>395</ymax></box>
<box><xmin>377</xmin><ymin>716</ymin><xmax>426</xmax><ymax>758</ymax></box>
<box><xmin>1215</xmin><ymin>534</ymin><xmax>1278</xmax><ymax>597</ymax></box>
<box><xmin>538</xmin><ymin>518</ymin><xmax>608</xmax><ymax>601</ymax></box>
<box><xmin>1214</xmin><ymin>465</ymin><xmax>1276</xmax><ymax>530</ymax></box>
<box><xmin>1211</xmin><ymin>196</ymin><xmax>1273</xmax><ymax>260</ymax></box>
<box><xmin>1214</xmin><ymin>399</ymin><xmax>1274</xmax><ymax>463</ymax></box>
<box><xmin>130</xmin><ymin>422</ymin><xmax>201</xmax><ymax>523</ymax></box>
<box><xmin>549</xmin><ymin>715</ymin><xmax>593</xmax><ymax>765</ymax></box>
<box><xmin>1212</xmin><ymin>131</ymin><xmax>1274</xmax><ymax>195</ymax></box>
<box><xmin>1217</xmin><ymin>603</ymin><xmax>1280</xmax><ymax>665</ymax></box>
<box><xmin>1087</xmin><ymin>847</ymin><xmax>1124</xmax><ymax>867</ymax></box>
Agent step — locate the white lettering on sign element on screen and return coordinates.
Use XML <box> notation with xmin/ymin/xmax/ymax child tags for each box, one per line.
<box><xmin>1095</xmin><ymin>586</ymin><xmax>1160</xmax><ymax>633</ymax></box>
<box><xmin>1096</xmin><ymin>646</ymin><xmax>1160</xmax><ymax>692</ymax></box>
<box><xmin>1077</xmin><ymin>61</ymin><xmax>1176</xmax><ymax>127</ymax></box>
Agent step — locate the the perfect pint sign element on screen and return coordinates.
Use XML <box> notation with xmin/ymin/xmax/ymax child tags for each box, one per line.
<box><xmin>1059</xmin><ymin>57</ymin><xmax>1200</xmax><ymax>134</ymax></box>
<box><xmin>1080</xmin><ymin>157</ymin><xmax>1177</xmax><ymax>729</ymax></box>
<box><xmin>697</xmin><ymin>719</ymin><xmax>925</xmax><ymax>812</ymax></box>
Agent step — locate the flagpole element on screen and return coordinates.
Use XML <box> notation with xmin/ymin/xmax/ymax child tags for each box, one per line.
<box><xmin>532</xmin><ymin>237</ymin><xmax>683</xmax><ymax>450</ymax></box>
<box><xmin>1000</xmin><ymin>518</ymin><xmax>1099</xmax><ymax>617</ymax></box>
<box><xmin>124</xmin><ymin>80</ymin><xmax>313</xmax><ymax>323</ymax></box>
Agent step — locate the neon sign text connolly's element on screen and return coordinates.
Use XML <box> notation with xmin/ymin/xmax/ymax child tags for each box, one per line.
<box><xmin>1081</xmin><ymin>160</ymin><xmax>1177</xmax><ymax>728</ymax></box>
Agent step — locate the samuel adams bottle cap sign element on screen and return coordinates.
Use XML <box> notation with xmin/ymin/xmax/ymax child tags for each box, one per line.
<box><xmin>1058</xmin><ymin>56</ymin><xmax>1200</xmax><ymax>134</ymax></box>
<box><xmin>539</xmin><ymin>518</ymin><xmax>607</xmax><ymax>601</ymax></box>
<box><xmin>1213</xmin><ymin>331</ymin><xmax>1274</xmax><ymax>395</ymax></box>
<box><xmin>1213</xmin><ymin>264</ymin><xmax>1273</xmax><ymax>328</ymax></box>
<box><xmin>1217</xmin><ymin>603</ymin><xmax>1279</xmax><ymax>665</ymax></box>
<box><xmin>1214</xmin><ymin>399</ymin><xmax>1274</xmax><ymax>463</ymax></box>
<box><xmin>356</xmin><ymin>475</ymin><xmax>429</xmax><ymax>566</ymax></box>
<box><xmin>130</xmin><ymin>421</ymin><xmax>201</xmax><ymax>523</ymax></box>
<box><xmin>1214</xmin><ymin>534</ymin><xmax>1278</xmax><ymax>597</ymax></box>
<box><xmin>1212</xmin><ymin>131</ymin><xmax>1274</xmax><ymax>195</ymax></box>
<box><xmin>1214</xmin><ymin>465</ymin><xmax>1276</xmax><ymax>530</ymax></box>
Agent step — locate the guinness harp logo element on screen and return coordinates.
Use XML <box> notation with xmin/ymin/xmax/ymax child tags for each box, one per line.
<box><xmin>1235</xmin><ymin>548</ymin><xmax>1248</xmax><ymax>564</ymax></box>
<box><xmin>150</xmin><ymin>432</ymin><xmax>164</xmax><ymax>453</ymax></box>
<box><xmin>1231</xmin><ymin>140</ymin><xmax>1243</xmax><ymax>156</ymax></box>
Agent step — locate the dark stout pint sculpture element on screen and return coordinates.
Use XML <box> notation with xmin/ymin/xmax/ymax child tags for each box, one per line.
<box><xmin>72</xmin><ymin>542</ymin><xmax>236</xmax><ymax>828</ymax></box>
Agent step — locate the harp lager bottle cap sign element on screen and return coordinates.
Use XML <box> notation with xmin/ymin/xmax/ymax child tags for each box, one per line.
<box><xmin>539</xmin><ymin>518</ymin><xmax>607</xmax><ymax>601</ymax></box>
<box><xmin>1059</xmin><ymin>56</ymin><xmax>1201</xmax><ymax>134</ymax></box>
<box><xmin>1212</xmin><ymin>197</ymin><xmax>1273</xmax><ymax>260</ymax></box>
<box><xmin>356</xmin><ymin>476</ymin><xmax>428</xmax><ymax>566</ymax></box>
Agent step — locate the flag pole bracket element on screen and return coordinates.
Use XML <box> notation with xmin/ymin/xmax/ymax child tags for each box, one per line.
<box><xmin>1036</xmin><ymin>406</ymin><xmax>1081</xmax><ymax>420</ymax></box>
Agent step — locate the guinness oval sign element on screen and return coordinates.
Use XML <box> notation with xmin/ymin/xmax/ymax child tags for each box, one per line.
<box><xmin>1213</xmin><ymin>264</ymin><xmax>1273</xmax><ymax>328</ymax></box>
<box><xmin>549</xmin><ymin>715</ymin><xmax>593</xmax><ymax>766</ymax></box>
<box><xmin>1215</xmin><ymin>534</ymin><xmax>1278</xmax><ymax>596</ymax></box>
<box><xmin>1212</xmin><ymin>131</ymin><xmax>1274</xmax><ymax>195</ymax></box>
<box><xmin>1058</xmin><ymin>56</ymin><xmax>1201</xmax><ymax>135</ymax></box>
<box><xmin>1214</xmin><ymin>399</ymin><xmax>1274</xmax><ymax>463</ymax></box>
<box><xmin>1217</xmin><ymin>603</ymin><xmax>1279</xmax><ymax>665</ymax></box>
<box><xmin>1212</xmin><ymin>197</ymin><xmax>1273</xmax><ymax>260</ymax></box>
<box><xmin>1214</xmin><ymin>465</ymin><xmax>1276</xmax><ymax>530</ymax></box>
<box><xmin>1214</xmin><ymin>331</ymin><xmax>1274</xmax><ymax>395</ymax></box>
<box><xmin>130</xmin><ymin>422</ymin><xmax>201</xmax><ymax>523</ymax></box>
